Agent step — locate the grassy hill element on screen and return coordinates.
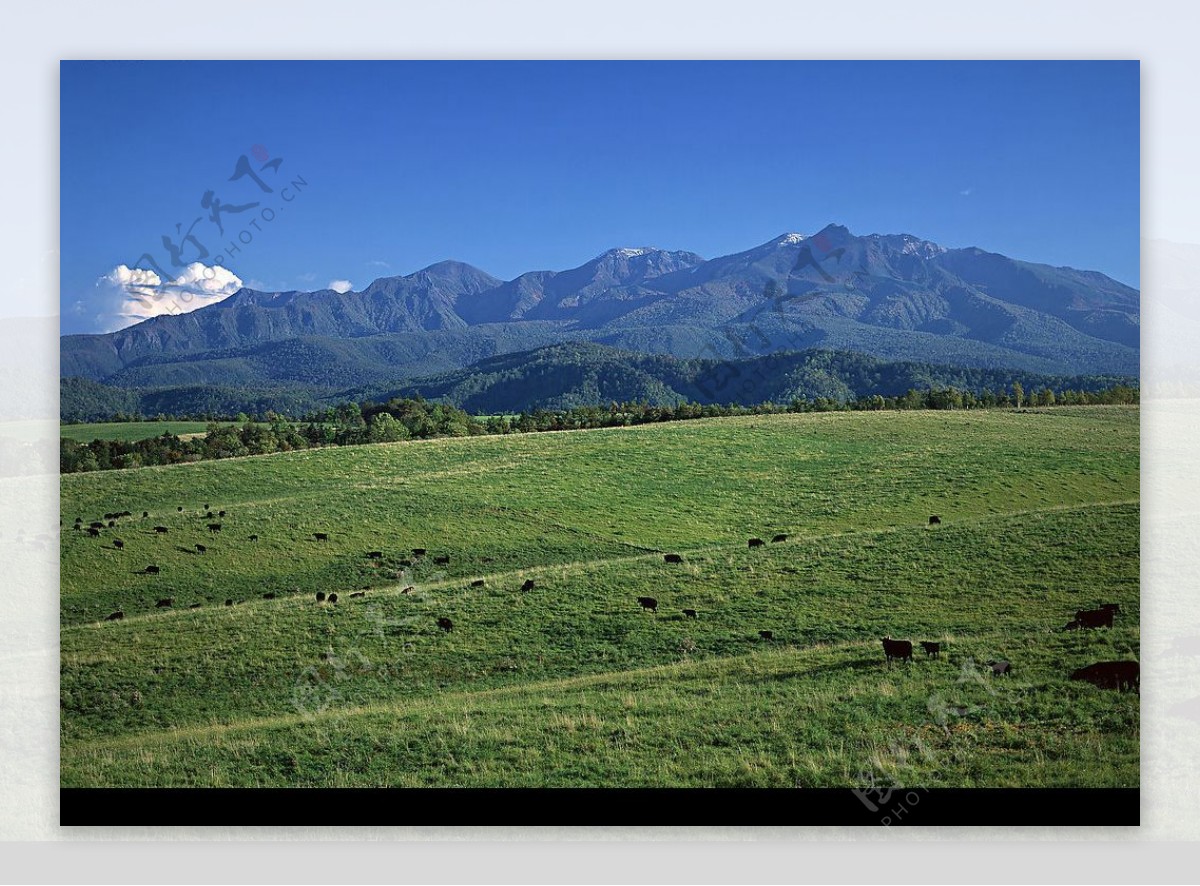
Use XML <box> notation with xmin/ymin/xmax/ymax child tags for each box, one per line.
<box><xmin>60</xmin><ymin>407</ymin><xmax>1139</xmax><ymax>788</ymax></box>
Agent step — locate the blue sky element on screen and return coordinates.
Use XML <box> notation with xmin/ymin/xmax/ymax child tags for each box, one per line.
<box><xmin>60</xmin><ymin>60</ymin><xmax>1139</xmax><ymax>334</ymax></box>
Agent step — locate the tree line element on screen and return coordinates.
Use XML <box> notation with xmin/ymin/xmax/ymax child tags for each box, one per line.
<box><xmin>60</xmin><ymin>383</ymin><xmax>1139</xmax><ymax>474</ymax></box>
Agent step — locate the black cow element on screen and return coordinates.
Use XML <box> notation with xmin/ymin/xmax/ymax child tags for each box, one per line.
<box><xmin>316</xmin><ymin>591</ymin><xmax>326</xmax><ymax>602</ymax></box>
<box><xmin>521</xmin><ymin>579</ymin><xmax>535</xmax><ymax>592</ymax></box>
<box><xmin>263</xmin><ymin>592</ymin><xmax>276</xmax><ymax>600</ymax></box>
<box><xmin>177</xmin><ymin>507</ymin><xmax>183</xmax><ymax>512</ymax></box>
<box><xmin>882</xmin><ymin>637</ymin><xmax>913</xmax><ymax>664</ymax></box>
<box><xmin>144</xmin><ymin>565</ymin><xmax>160</xmax><ymax>574</ymax></box>
<box><xmin>154</xmin><ymin>526</ymin><xmax>169</xmax><ymax>534</ymax></box>
<box><xmin>218</xmin><ymin>510</ymin><xmax>226</xmax><ymax>517</ymax></box>
<box><xmin>205</xmin><ymin>511</ymin><xmax>214</xmax><ymax>519</ymax></box>
<box><xmin>683</xmin><ymin>608</ymin><xmax>697</xmax><ymax>619</ymax></box>
<box><xmin>366</xmin><ymin>551</ymin><xmax>383</xmax><ymax>559</ymax></box>
<box><xmin>637</xmin><ymin>596</ymin><xmax>658</xmax><ymax>612</ymax></box>
<box><xmin>748</xmin><ymin>538</ymin><xmax>765</xmax><ymax>548</ymax></box>
<box><xmin>204</xmin><ymin>504</ymin><xmax>210</xmax><ymax>510</ymax></box>
<box><xmin>771</xmin><ymin>534</ymin><xmax>788</xmax><ymax>543</ymax></box>
<box><xmin>86</xmin><ymin>527</ymin><xmax>100</xmax><ymax>537</ymax></box>
<box><xmin>142</xmin><ymin>511</ymin><xmax>149</xmax><ymax>518</ymax></box>
<box><xmin>471</xmin><ymin>579</ymin><xmax>486</xmax><ymax>587</ymax></box>
<box><xmin>1071</xmin><ymin>661</ymin><xmax>1139</xmax><ymax>693</ymax></box>
<box><xmin>225</xmin><ymin>599</ymin><xmax>234</xmax><ymax>607</ymax></box>
<box><xmin>759</xmin><ymin>630</ymin><xmax>774</xmax><ymax>640</ymax></box>
<box><xmin>920</xmin><ymin>641</ymin><xmax>941</xmax><ymax>659</ymax></box>
<box><xmin>208</xmin><ymin>523</ymin><xmax>223</xmax><ymax>534</ymax></box>
<box><xmin>105</xmin><ymin>611</ymin><xmax>124</xmax><ymax>621</ymax></box>
<box><xmin>313</xmin><ymin>532</ymin><xmax>328</xmax><ymax>541</ymax></box>
<box><xmin>327</xmin><ymin>593</ymin><xmax>338</xmax><ymax>603</ymax></box>
<box><xmin>929</xmin><ymin>515</ymin><xmax>941</xmax><ymax>525</ymax></box>
<box><xmin>1101</xmin><ymin>603</ymin><xmax>1122</xmax><ymax>614</ymax></box>
<box><xmin>349</xmin><ymin>591</ymin><xmax>365</xmax><ymax>598</ymax></box>
<box><xmin>90</xmin><ymin>522</ymin><xmax>104</xmax><ymax>529</ymax></box>
<box><xmin>107</xmin><ymin>521</ymin><xmax>116</xmax><ymax>528</ymax></box>
<box><xmin>1075</xmin><ymin>608</ymin><xmax>1115</xmax><ymax>629</ymax></box>
<box><xmin>249</xmin><ymin>534</ymin><xmax>259</xmax><ymax>542</ymax></box>
<box><xmin>664</xmin><ymin>553</ymin><xmax>683</xmax><ymax>564</ymax></box>
<box><xmin>437</xmin><ymin>617</ymin><xmax>454</xmax><ymax>632</ymax></box>
<box><xmin>434</xmin><ymin>554</ymin><xmax>450</xmax><ymax>565</ymax></box>
<box><xmin>401</xmin><ymin>586</ymin><xmax>415</xmax><ymax>594</ymax></box>
<box><xmin>113</xmin><ymin>539</ymin><xmax>124</xmax><ymax>549</ymax></box>
<box><xmin>987</xmin><ymin>660</ymin><xmax>1012</xmax><ymax>676</ymax></box>
<box><xmin>195</xmin><ymin>544</ymin><xmax>206</xmax><ymax>554</ymax></box>
<box><xmin>156</xmin><ymin>598</ymin><xmax>173</xmax><ymax>608</ymax></box>
<box><xmin>74</xmin><ymin>517</ymin><xmax>82</xmax><ymax>524</ymax></box>
<box><xmin>412</xmin><ymin>548</ymin><xmax>427</xmax><ymax>557</ymax></box>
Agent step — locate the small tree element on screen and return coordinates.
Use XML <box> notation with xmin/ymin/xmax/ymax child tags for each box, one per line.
<box><xmin>1011</xmin><ymin>381</ymin><xmax>1024</xmax><ymax>409</ymax></box>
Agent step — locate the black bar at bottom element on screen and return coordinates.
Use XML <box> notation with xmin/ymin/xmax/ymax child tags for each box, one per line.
<box><xmin>60</xmin><ymin>787</ymin><xmax>1138</xmax><ymax>827</ymax></box>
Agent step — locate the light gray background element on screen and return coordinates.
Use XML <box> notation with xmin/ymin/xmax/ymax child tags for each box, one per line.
<box><xmin>3</xmin><ymin>0</ymin><xmax>1197</xmax><ymax>881</ymax></box>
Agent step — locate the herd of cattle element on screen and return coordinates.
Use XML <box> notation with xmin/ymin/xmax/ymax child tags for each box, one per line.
<box><xmin>74</xmin><ymin>509</ymin><xmax>1137</xmax><ymax>695</ymax></box>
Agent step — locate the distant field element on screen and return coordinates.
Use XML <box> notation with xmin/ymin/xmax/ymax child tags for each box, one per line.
<box><xmin>60</xmin><ymin>407</ymin><xmax>1139</xmax><ymax>788</ymax></box>
<box><xmin>60</xmin><ymin>421</ymin><xmax>235</xmax><ymax>442</ymax></box>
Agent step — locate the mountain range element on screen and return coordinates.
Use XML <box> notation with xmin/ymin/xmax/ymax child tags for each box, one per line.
<box><xmin>61</xmin><ymin>224</ymin><xmax>1139</xmax><ymax>416</ymax></box>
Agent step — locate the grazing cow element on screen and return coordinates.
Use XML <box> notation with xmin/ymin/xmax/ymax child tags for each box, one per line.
<box><xmin>1075</xmin><ymin>608</ymin><xmax>1115</xmax><ymax>629</ymax></box>
<box><xmin>349</xmin><ymin>591</ymin><xmax>365</xmax><ymax>598</ymax></box>
<box><xmin>189</xmin><ymin>603</ymin><xmax>201</xmax><ymax>609</ymax></box>
<box><xmin>521</xmin><ymin>579</ymin><xmax>535</xmax><ymax>592</ymax></box>
<box><xmin>313</xmin><ymin>532</ymin><xmax>328</xmax><ymax>541</ymax></box>
<box><xmin>920</xmin><ymin>641</ymin><xmax>941</xmax><ymax>659</ymax></box>
<box><xmin>664</xmin><ymin>554</ymin><xmax>683</xmax><ymax>564</ymax></box>
<box><xmin>637</xmin><ymin>596</ymin><xmax>658</xmax><ymax>612</ymax></box>
<box><xmin>987</xmin><ymin>660</ymin><xmax>1011</xmax><ymax>677</ymax></box>
<box><xmin>748</xmin><ymin>538</ymin><xmax>765</xmax><ymax>548</ymax></box>
<box><xmin>142</xmin><ymin>511</ymin><xmax>148</xmax><ymax>518</ymax></box>
<box><xmin>205</xmin><ymin>511</ymin><xmax>214</xmax><ymax>519</ymax></box>
<box><xmin>225</xmin><ymin>599</ymin><xmax>234</xmax><ymax>607</ymax></box>
<box><xmin>882</xmin><ymin>637</ymin><xmax>913</xmax><ymax>665</ymax></box>
<box><xmin>412</xmin><ymin>548</ymin><xmax>427</xmax><ymax>557</ymax></box>
<box><xmin>683</xmin><ymin>608</ymin><xmax>697</xmax><ymax>619</ymax></box>
<box><xmin>208</xmin><ymin>523</ymin><xmax>223</xmax><ymax>534</ymax></box>
<box><xmin>316</xmin><ymin>591</ymin><xmax>326</xmax><ymax>602</ymax></box>
<box><xmin>90</xmin><ymin>522</ymin><xmax>104</xmax><ymax>529</ymax></box>
<box><xmin>74</xmin><ymin>517</ymin><xmax>82</xmax><ymax>523</ymax></box>
<box><xmin>204</xmin><ymin>504</ymin><xmax>210</xmax><ymax>510</ymax></box>
<box><xmin>154</xmin><ymin>526</ymin><xmax>169</xmax><ymax>534</ymax></box>
<box><xmin>263</xmin><ymin>592</ymin><xmax>276</xmax><ymax>600</ymax></box>
<box><xmin>366</xmin><ymin>551</ymin><xmax>383</xmax><ymax>559</ymax></box>
<box><xmin>195</xmin><ymin>544</ymin><xmax>206</xmax><ymax>554</ymax></box>
<box><xmin>113</xmin><ymin>539</ymin><xmax>124</xmax><ymax>550</ymax></box>
<box><xmin>471</xmin><ymin>579</ymin><xmax>486</xmax><ymax>588</ymax></box>
<box><xmin>177</xmin><ymin>507</ymin><xmax>183</xmax><ymax>512</ymax></box>
<box><xmin>929</xmin><ymin>515</ymin><xmax>941</xmax><ymax>525</ymax></box>
<box><xmin>1071</xmin><ymin>661</ymin><xmax>1139</xmax><ymax>693</ymax></box>
<box><xmin>437</xmin><ymin>617</ymin><xmax>453</xmax><ymax>632</ymax></box>
<box><xmin>328</xmin><ymin>593</ymin><xmax>338</xmax><ymax>603</ymax></box>
<box><xmin>759</xmin><ymin>630</ymin><xmax>773</xmax><ymax>640</ymax></box>
<box><xmin>434</xmin><ymin>554</ymin><xmax>450</xmax><ymax>565</ymax></box>
<box><xmin>218</xmin><ymin>510</ymin><xmax>226</xmax><ymax>517</ymax></box>
<box><xmin>144</xmin><ymin>565</ymin><xmax>160</xmax><ymax>574</ymax></box>
<box><xmin>249</xmin><ymin>534</ymin><xmax>259</xmax><ymax>542</ymax></box>
<box><xmin>156</xmin><ymin>598</ymin><xmax>173</xmax><ymax>608</ymax></box>
<box><xmin>107</xmin><ymin>521</ymin><xmax>115</xmax><ymax>528</ymax></box>
<box><xmin>401</xmin><ymin>586</ymin><xmax>415</xmax><ymax>594</ymax></box>
<box><xmin>86</xmin><ymin>527</ymin><xmax>100</xmax><ymax>537</ymax></box>
<box><xmin>105</xmin><ymin>611</ymin><xmax>124</xmax><ymax>621</ymax></box>
<box><xmin>771</xmin><ymin>534</ymin><xmax>788</xmax><ymax>543</ymax></box>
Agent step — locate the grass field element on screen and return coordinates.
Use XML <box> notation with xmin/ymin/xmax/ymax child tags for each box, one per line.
<box><xmin>60</xmin><ymin>407</ymin><xmax>1140</xmax><ymax>787</ymax></box>
<box><xmin>60</xmin><ymin>421</ymin><xmax>247</xmax><ymax>442</ymax></box>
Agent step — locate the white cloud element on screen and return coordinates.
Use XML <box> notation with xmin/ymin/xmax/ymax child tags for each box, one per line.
<box><xmin>328</xmin><ymin>279</ymin><xmax>353</xmax><ymax>293</ymax></box>
<box><xmin>366</xmin><ymin>259</ymin><xmax>391</xmax><ymax>268</ymax></box>
<box><xmin>297</xmin><ymin>272</ymin><xmax>317</xmax><ymax>283</ymax></box>
<box><xmin>959</xmin><ymin>187</ymin><xmax>974</xmax><ymax>197</ymax></box>
<box><xmin>94</xmin><ymin>262</ymin><xmax>244</xmax><ymax>331</ymax></box>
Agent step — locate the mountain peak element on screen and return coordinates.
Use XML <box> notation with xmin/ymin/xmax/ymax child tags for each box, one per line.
<box><xmin>594</xmin><ymin>246</ymin><xmax>659</xmax><ymax>261</ymax></box>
